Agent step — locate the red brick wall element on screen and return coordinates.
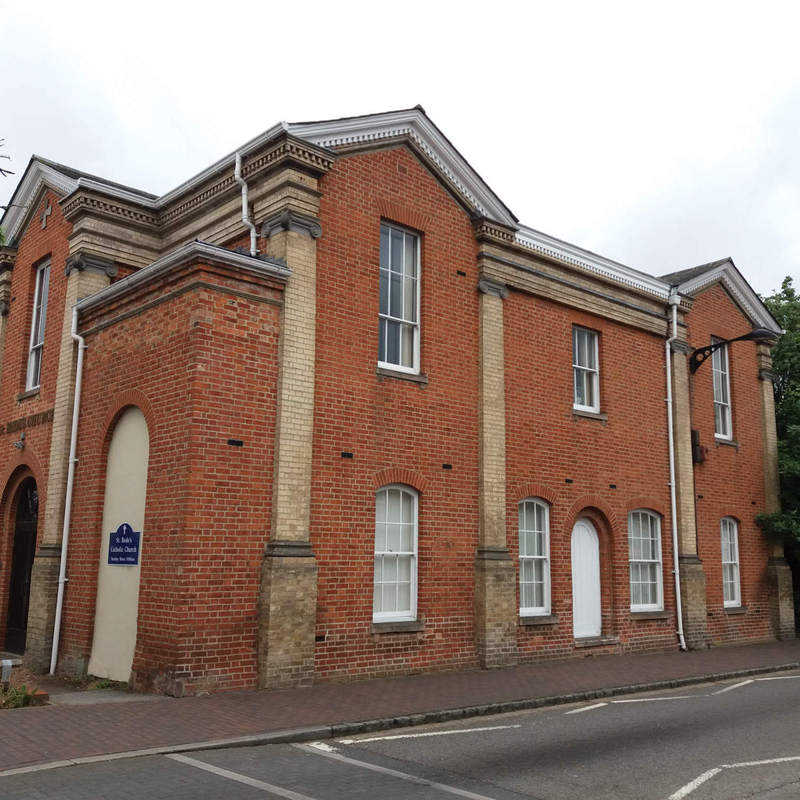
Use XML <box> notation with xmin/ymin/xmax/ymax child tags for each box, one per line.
<box><xmin>0</xmin><ymin>190</ymin><xmax>71</xmax><ymax>645</ymax></box>
<box><xmin>60</xmin><ymin>261</ymin><xmax>282</xmax><ymax>693</ymax></box>
<box><xmin>311</xmin><ymin>146</ymin><xmax>482</xmax><ymax>679</ymax></box>
<box><xmin>687</xmin><ymin>283</ymin><xmax>772</xmax><ymax>643</ymax></box>
<box><xmin>505</xmin><ymin>296</ymin><xmax>677</xmax><ymax>658</ymax></box>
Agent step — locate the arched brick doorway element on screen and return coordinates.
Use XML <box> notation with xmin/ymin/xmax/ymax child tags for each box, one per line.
<box><xmin>5</xmin><ymin>477</ymin><xmax>38</xmax><ymax>654</ymax></box>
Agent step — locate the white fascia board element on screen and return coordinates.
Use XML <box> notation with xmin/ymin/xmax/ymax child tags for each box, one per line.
<box><xmin>515</xmin><ymin>225</ymin><xmax>671</xmax><ymax>299</ymax></box>
<box><xmin>677</xmin><ymin>260</ymin><xmax>781</xmax><ymax>333</ymax></box>
<box><xmin>75</xmin><ymin>240</ymin><xmax>290</xmax><ymax>314</ymax></box>
<box><xmin>2</xmin><ymin>162</ymin><xmax>79</xmax><ymax>244</ymax></box>
<box><xmin>287</xmin><ymin>109</ymin><xmax>517</xmax><ymax>227</ymax></box>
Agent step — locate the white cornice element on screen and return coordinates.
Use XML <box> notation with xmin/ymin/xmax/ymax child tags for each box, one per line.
<box><xmin>287</xmin><ymin>109</ymin><xmax>517</xmax><ymax>227</ymax></box>
<box><xmin>76</xmin><ymin>240</ymin><xmax>290</xmax><ymax>314</ymax></box>
<box><xmin>515</xmin><ymin>225</ymin><xmax>671</xmax><ymax>299</ymax></box>
<box><xmin>675</xmin><ymin>259</ymin><xmax>781</xmax><ymax>333</ymax></box>
<box><xmin>2</xmin><ymin>162</ymin><xmax>79</xmax><ymax>243</ymax></box>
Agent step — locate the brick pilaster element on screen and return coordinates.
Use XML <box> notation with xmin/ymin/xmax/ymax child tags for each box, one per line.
<box><xmin>671</xmin><ymin>337</ymin><xmax>710</xmax><ymax>648</ymax></box>
<box><xmin>258</xmin><ymin>213</ymin><xmax>321</xmax><ymax>688</ymax></box>
<box><xmin>474</xmin><ymin>277</ymin><xmax>517</xmax><ymax>668</ymax></box>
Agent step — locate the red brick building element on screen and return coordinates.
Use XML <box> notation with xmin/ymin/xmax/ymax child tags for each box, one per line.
<box><xmin>0</xmin><ymin>107</ymin><xmax>793</xmax><ymax>695</ymax></box>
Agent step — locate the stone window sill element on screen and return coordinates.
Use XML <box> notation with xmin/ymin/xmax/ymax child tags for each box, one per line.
<box><xmin>371</xmin><ymin>619</ymin><xmax>425</xmax><ymax>634</ymax></box>
<box><xmin>520</xmin><ymin>613</ymin><xmax>558</xmax><ymax>626</ymax></box>
<box><xmin>714</xmin><ymin>436</ymin><xmax>739</xmax><ymax>450</ymax></box>
<box><xmin>572</xmin><ymin>408</ymin><xmax>608</xmax><ymax>424</ymax></box>
<box><xmin>630</xmin><ymin>610</ymin><xmax>670</xmax><ymax>620</ymax></box>
<box><xmin>376</xmin><ymin>366</ymin><xmax>429</xmax><ymax>387</ymax></box>
<box><xmin>574</xmin><ymin>635</ymin><xmax>619</xmax><ymax>648</ymax></box>
<box><xmin>724</xmin><ymin>605</ymin><xmax>747</xmax><ymax>615</ymax></box>
<box><xmin>17</xmin><ymin>388</ymin><xmax>40</xmax><ymax>402</ymax></box>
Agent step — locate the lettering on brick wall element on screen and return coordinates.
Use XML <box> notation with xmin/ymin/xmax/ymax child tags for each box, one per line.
<box><xmin>2</xmin><ymin>408</ymin><xmax>54</xmax><ymax>434</ymax></box>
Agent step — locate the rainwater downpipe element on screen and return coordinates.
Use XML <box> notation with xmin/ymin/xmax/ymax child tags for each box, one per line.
<box><xmin>50</xmin><ymin>306</ymin><xmax>86</xmax><ymax>675</ymax></box>
<box><xmin>234</xmin><ymin>152</ymin><xmax>258</xmax><ymax>257</ymax></box>
<box><xmin>666</xmin><ymin>290</ymin><xmax>687</xmax><ymax>651</ymax></box>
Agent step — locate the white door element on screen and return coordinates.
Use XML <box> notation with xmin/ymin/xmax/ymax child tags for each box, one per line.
<box><xmin>571</xmin><ymin>519</ymin><xmax>601</xmax><ymax>638</ymax></box>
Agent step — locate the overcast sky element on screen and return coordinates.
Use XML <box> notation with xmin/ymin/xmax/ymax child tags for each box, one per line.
<box><xmin>2</xmin><ymin>1</ymin><xmax>798</xmax><ymax>295</ymax></box>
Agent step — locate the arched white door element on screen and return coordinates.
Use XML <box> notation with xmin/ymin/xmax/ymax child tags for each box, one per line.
<box><xmin>571</xmin><ymin>519</ymin><xmax>601</xmax><ymax>638</ymax></box>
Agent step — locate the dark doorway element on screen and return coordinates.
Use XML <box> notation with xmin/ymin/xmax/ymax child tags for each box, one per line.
<box><xmin>5</xmin><ymin>478</ymin><xmax>38</xmax><ymax>654</ymax></box>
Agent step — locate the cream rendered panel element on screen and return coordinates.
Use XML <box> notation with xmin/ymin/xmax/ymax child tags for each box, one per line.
<box><xmin>87</xmin><ymin>407</ymin><xmax>149</xmax><ymax>682</ymax></box>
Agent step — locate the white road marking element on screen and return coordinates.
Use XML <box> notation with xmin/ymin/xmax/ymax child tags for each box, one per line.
<box><xmin>565</xmin><ymin>702</ymin><xmax>608</xmax><ymax>714</ymax></box>
<box><xmin>726</xmin><ymin>754</ymin><xmax>800</xmax><ymax>769</ymax></box>
<box><xmin>712</xmin><ymin>679</ymin><xmax>754</xmax><ymax>695</ymax></box>
<box><xmin>307</xmin><ymin>741</ymin><xmax>337</xmax><ymax>752</ymax></box>
<box><xmin>756</xmin><ymin>674</ymin><xmax>800</xmax><ymax>681</ymax></box>
<box><xmin>167</xmin><ymin>753</ymin><xmax>318</xmax><ymax>799</ymax></box>
<box><xmin>337</xmin><ymin>724</ymin><xmax>520</xmax><ymax>744</ymax></box>
<box><xmin>612</xmin><ymin>695</ymin><xmax>695</xmax><ymax>703</ymax></box>
<box><xmin>295</xmin><ymin>743</ymin><xmax>500</xmax><ymax>800</ymax></box>
<box><xmin>667</xmin><ymin>767</ymin><xmax>722</xmax><ymax>799</ymax></box>
<box><xmin>667</xmin><ymin>755</ymin><xmax>800</xmax><ymax>798</ymax></box>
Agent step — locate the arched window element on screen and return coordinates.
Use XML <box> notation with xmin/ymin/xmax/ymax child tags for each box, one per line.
<box><xmin>721</xmin><ymin>517</ymin><xmax>741</xmax><ymax>608</ymax></box>
<box><xmin>628</xmin><ymin>510</ymin><xmax>663</xmax><ymax>611</ymax></box>
<box><xmin>374</xmin><ymin>485</ymin><xmax>417</xmax><ymax>622</ymax></box>
<box><xmin>518</xmin><ymin>498</ymin><xmax>550</xmax><ymax>616</ymax></box>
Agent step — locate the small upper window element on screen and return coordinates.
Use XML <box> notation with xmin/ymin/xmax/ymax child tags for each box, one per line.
<box><xmin>712</xmin><ymin>338</ymin><xmax>732</xmax><ymax>439</ymax></box>
<box><xmin>518</xmin><ymin>498</ymin><xmax>551</xmax><ymax>616</ymax></box>
<box><xmin>26</xmin><ymin>260</ymin><xmax>50</xmax><ymax>391</ymax></box>
<box><xmin>573</xmin><ymin>326</ymin><xmax>599</xmax><ymax>412</ymax></box>
<box><xmin>373</xmin><ymin>485</ymin><xmax>418</xmax><ymax>622</ymax></box>
<box><xmin>628</xmin><ymin>510</ymin><xmax>663</xmax><ymax>611</ymax></box>
<box><xmin>379</xmin><ymin>223</ymin><xmax>420</xmax><ymax>374</ymax></box>
<box><xmin>721</xmin><ymin>517</ymin><xmax>741</xmax><ymax>607</ymax></box>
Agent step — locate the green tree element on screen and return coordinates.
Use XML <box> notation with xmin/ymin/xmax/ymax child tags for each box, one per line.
<box><xmin>758</xmin><ymin>276</ymin><xmax>800</xmax><ymax>624</ymax></box>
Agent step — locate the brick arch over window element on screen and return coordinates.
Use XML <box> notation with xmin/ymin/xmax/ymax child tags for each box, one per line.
<box><xmin>371</xmin><ymin>468</ymin><xmax>428</xmax><ymax>494</ymax></box>
<box><xmin>625</xmin><ymin>497</ymin><xmax>667</xmax><ymax>518</ymax></box>
<box><xmin>377</xmin><ymin>199</ymin><xmax>433</xmax><ymax>235</ymax></box>
<box><xmin>511</xmin><ymin>482</ymin><xmax>558</xmax><ymax>506</ymax></box>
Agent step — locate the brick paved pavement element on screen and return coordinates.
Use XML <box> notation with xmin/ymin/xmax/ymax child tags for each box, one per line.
<box><xmin>2</xmin><ymin>639</ymin><xmax>799</xmax><ymax>771</ymax></box>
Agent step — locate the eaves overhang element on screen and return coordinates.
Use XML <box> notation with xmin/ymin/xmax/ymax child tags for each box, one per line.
<box><xmin>514</xmin><ymin>225</ymin><xmax>672</xmax><ymax>300</ymax></box>
<box><xmin>75</xmin><ymin>240</ymin><xmax>290</xmax><ymax>315</ymax></box>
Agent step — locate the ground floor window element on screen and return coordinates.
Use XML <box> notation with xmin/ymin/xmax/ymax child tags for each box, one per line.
<box><xmin>519</xmin><ymin>498</ymin><xmax>550</xmax><ymax>615</ymax></box>
<box><xmin>721</xmin><ymin>517</ymin><xmax>741</xmax><ymax>607</ymax></box>
<box><xmin>374</xmin><ymin>485</ymin><xmax>417</xmax><ymax>622</ymax></box>
<box><xmin>628</xmin><ymin>510</ymin><xmax>663</xmax><ymax>611</ymax></box>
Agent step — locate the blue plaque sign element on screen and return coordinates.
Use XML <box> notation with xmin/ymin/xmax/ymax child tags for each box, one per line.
<box><xmin>108</xmin><ymin>523</ymin><xmax>140</xmax><ymax>566</ymax></box>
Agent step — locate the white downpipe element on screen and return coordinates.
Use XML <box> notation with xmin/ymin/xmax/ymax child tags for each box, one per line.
<box><xmin>666</xmin><ymin>291</ymin><xmax>687</xmax><ymax>651</ymax></box>
<box><xmin>234</xmin><ymin>152</ymin><xmax>257</xmax><ymax>257</ymax></box>
<box><xmin>49</xmin><ymin>307</ymin><xmax>86</xmax><ymax>675</ymax></box>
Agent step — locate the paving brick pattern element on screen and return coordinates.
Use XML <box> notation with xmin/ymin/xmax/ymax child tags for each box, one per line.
<box><xmin>2</xmin><ymin>639</ymin><xmax>799</xmax><ymax>771</ymax></box>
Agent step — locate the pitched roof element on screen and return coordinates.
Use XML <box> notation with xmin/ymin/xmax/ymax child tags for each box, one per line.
<box><xmin>659</xmin><ymin>259</ymin><xmax>732</xmax><ymax>286</ymax></box>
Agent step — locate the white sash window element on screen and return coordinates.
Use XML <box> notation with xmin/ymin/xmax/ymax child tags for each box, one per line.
<box><xmin>26</xmin><ymin>261</ymin><xmax>50</xmax><ymax>391</ymax></box>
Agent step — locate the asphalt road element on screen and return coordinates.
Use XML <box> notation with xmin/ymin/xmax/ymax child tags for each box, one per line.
<box><xmin>4</xmin><ymin>670</ymin><xmax>800</xmax><ymax>799</ymax></box>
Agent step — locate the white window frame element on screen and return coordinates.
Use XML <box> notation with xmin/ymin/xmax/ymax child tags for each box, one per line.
<box><xmin>26</xmin><ymin>260</ymin><xmax>50</xmax><ymax>391</ymax></box>
<box><xmin>721</xmin><ymin>517</ymin><xmax>741</xmax><ymax>608</ymax></box>
<box><xmin>572</xmin><ymin>326</ymin><xmax>600</xmax><ymax>413</ymax></box>
<box><xmin>628</xmin><ymin>510</ymin><xmax>664</xmax><ymax>612</ymax></box>
<box><xmin>373</xmin><ymin>484</ymin><xmax>418</xmax><ymax>623</ymax></box>
<box><xmin>712</xmin><ymin>338</ymin><xmax>732</xmax><ymax>440</ymax></box>
<box><xmin>518</xmin><ymin>498</ymin><xmax>551</xmax><ymax>616</ymax></box>
<box><xmin>378</xmin><ymin>222</ymin><xmax>421</xmax><ymax>375</ymax></box>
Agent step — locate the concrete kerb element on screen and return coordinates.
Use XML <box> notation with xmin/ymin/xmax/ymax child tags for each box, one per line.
<box><xmin>2</xmin><ymin>659</ymin><xmax>799</xmax><ymax>778</ymax></box>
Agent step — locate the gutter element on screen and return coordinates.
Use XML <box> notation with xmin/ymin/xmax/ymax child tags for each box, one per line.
<box><xmin>666</xmin><ymin>290</ymin><xmax>687</xmax><ymax>651</ymax></box>
<box><xmin>49</xmin><ymin>307</ymin><xmax>86</xmax><ymax>674</ymax></box>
